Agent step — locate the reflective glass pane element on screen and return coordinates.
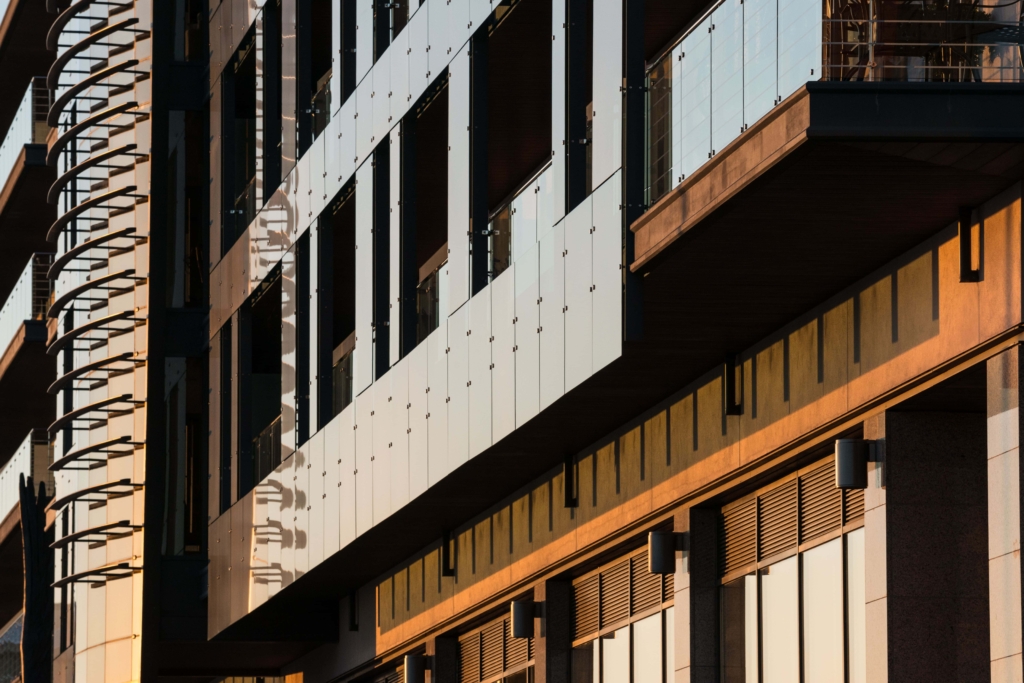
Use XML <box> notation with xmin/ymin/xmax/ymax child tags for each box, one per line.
<box><xmin>761</xmin><ymin>555</ymin><xmax>799</xmax><ymax>683</ymax></box>
<box><xmin>678</xmin><ymin>23</ymin><xmax>712</xmax><ymax>180</ymax></box>
<box><xmin>632</xmin><ymin>612</ymin><xmax>663</xmax><ymax>683</ymax></box>
<box><xmin>571</xmin><ymin>641</ymin><xmax>597</xmax><ymax>683</ymax></box>
<box><xmin>602</xmin><ymin>626</ymin><xmax>630</xmax><ymax>683</ymax></box>
<box><xmin>646</xmin><ymin>52</ymin><xmax>673</xmax><ymax>205</ymax></box>
<box><xmin>803</xmin><ymin>539</ymin><xmax>844</xmax><ymax>683</ymax></box>
<box><xmin>847</xmin><ymin>528</ymin><xmax>867</xmax><ymax>683</ymax></box>
<box><xmin>744</xmin><ymin>0</ymin><xmax>778</xmax><ymax>125</ymax></box>
<box><xmin>711</xmin><ymin>0</ymin><xmax>744</xmax><ymax>155</ymax></box>
<box><xmin>722</xmin><ymin>574</ymin><xmax>757</xmax><ymax>683</ymax></box>
<box><xmin>778</xmin><ymin>0</ymin><xmax>821</xmax><ymax>99</ymax></box>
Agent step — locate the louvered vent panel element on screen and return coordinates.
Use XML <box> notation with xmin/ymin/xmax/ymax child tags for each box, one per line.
<box><xmin>719</xmin><ymin>499</ymin><xmax>757</xmax><ymax>575</ymax></box>
<box><xmin>631</xmin><ymin>551</ymin><xmax>662</xmax><ymax>615</ymax></box>
<box><xmin>664</xmin><ymin>570</ymin><xmax>674</xmax><ymax>599</ymax></box>
<box><xmin>384</xmin><ymin>673</ymin><xmax>402</xmax><ymax>683</ymax></box>
<box><xmin>844</xmin><ymin>487</ymin><xmax>865</xmax><ymax>523</ymax></box>
<box><xmin>459</xmin><ymin>632</ymin><xmax>480</xmax><ymax>683</ymax></box>
<box><xmin>600</xmin><ymin>560</ymin><xmax>630</xmax><ymax>628</ymax></box>
<box><xmin>505</xmin><ymin>618</ymin><xmax>530</xmax><ymax>669</ymax></box>
<box><xmin>480</xmin><ymin>620</ymin><xmax>505</xmax><ymax>680</ymax></box>
<box><xmin>799</xmin><ymin>464</ymin><xmax>841</xmax><ymax>542</ymax></box>
<box><xmin>573</xmin><ymin>575</ymin><xmax>600</xmax><ymax>639</ymax></box>
<box><xmin>758</xmin><ymin>480</ymin><xmax>798</xmax><ymax>560</ymax></box>
<box><xmin>528</xmin><ymin>635</ymin><xmax>535</xmax><ymax>661</ymax></box>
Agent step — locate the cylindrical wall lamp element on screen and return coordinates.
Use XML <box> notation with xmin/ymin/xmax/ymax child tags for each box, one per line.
<box><xmin>835</xmin><ymin>439</ymin><xmax>873</xmax><ymax>489</ymax></box>
<box><xmin>648</xmin><ymin>530</ymin><xmax>688</xmax><ymax>575</ymax></box>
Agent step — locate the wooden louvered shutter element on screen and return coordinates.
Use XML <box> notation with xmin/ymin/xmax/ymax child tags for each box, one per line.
<box><xmin>720</xmin><ymin>498</ymin><xmax>756</xmax><ymax>575</ymax></box>
<box><xmin>574</xmin><ymin>574</ymin><xmax>600</xmax><ymax>639</ymax></box>
<box><xmin>480</xmin><ymin>620</ymin><xmax>505</xmax><ymax>681</ymax></box>
<box><xmin>664</xmin><ymin>570</ymin><xmax>674</xmax><ymax>599</ymax></box>
<box><xmin>384</xmin><ymin>672</ymin><xmax>403</xmax><ymax>683</ymax></box>
<box><xmin>459</xmin><ymin>632</ymin><xmax>480</xmax><ymax>683</ymax></box>
<box><xmin>844</xmin><ymin>487</ymin><xmax>864</xmax><ymax>523</ymax></box>
<box><xmin>599</xmin><ymin>559</ymin><xmax>630</xmax><ymax>628</ymax></box>
<box><xmin>505</xmin><ymin>618</ymin><xmax>531</xmax><ymax>669</ymax></box>
<box><xmin>758</xmin><ymin>480</ymin><xmax>797</xmax><ymax>560</ymax></box>
<box><xmin>799</xmin><ymin>463</ymin><xmax>841</xmax><ymax>543</ymax></box>
<box><xmin>631</xmin><ymin>551</ymin><xmax>662</xmax><ymax>614</ymax></box>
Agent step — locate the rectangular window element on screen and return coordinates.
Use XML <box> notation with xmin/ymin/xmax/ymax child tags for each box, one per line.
<box><xmin>760</xmin><ymin>555</ymin><xmax>799</xmax><ymax>683</ymax></box>
<box><xmin>321</xmin><ymin>185</ymin><xmax>357</xmax><ymax>421</ymax></box>
<box><xmin>802</xmin><ymin>539</ymin><xmax>844</xmax><ymax>682</ymax></box>
<box><xmin>846</xmin><ymin>528</ymin><xmax>867</xmax><ymax>683</ymax></box>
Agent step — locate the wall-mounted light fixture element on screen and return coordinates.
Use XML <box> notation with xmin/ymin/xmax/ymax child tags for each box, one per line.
<box><xmin>403</xmin><ymin>654</ymin><xmax>429</xmax><ymax>683</ymax></box>
<box><xmin>648</xmin><ymin>530</ymin><xmax>688</xmax><ymax>575</ymax></box>
<box><xmin>835</xmin><ymin>439</ymin><xmax>875</xmax><ymax>489</ymax></box>
<box><xmin>510</xmin><ymin>599</ymin><xmax>543</xmax><ymax>639</ymax></box>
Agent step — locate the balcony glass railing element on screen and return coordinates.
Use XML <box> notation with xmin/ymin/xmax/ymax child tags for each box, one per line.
<box><xmin>252</xmin><ymin>415</ymin><xmax>282</xmax><ymax>484</ymax></box>
<box><xmin>645</xmin><ymin>0</ymin><xmax>1023</xmax><ymax>205</ymax></box>
<box><xmin>311</xmin><ymin>71</ymin><xmax>333</xmax><ymax>138</ymax></box>
<box><xmin>486</xmin><ymin>163</ymin><xmax>554</xmax><ymax>280</ymax></box>
<box><xmin>0</xmin><ymin>253</ymin><xmax>53</xmax><ymax>358</ymax></box>
<box><xmin>0</xmin><ymin>611</ymin><xmax>21</xmax><ymax>683</ymax></box>
<box><xmin>0</xmin><ymin>78</ymin><xmax>51</xmax><ymax>196</ymax></box>
<box><xmin>0</xmin><ymin>431</ymin><xmax>52</xmax><ymax>525</ymax></box>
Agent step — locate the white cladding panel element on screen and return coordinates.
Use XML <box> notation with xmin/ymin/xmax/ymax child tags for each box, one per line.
<box><xmin>391</xmin><ymin>30</ymin><xmax>410</xmax><ymax>121</ymax></box>
<box><xmin>491</xmin><ymin>266</ymin><xmax>515</xmax><ymax>443</ymax></box>
<box><xmin>270</xmin><ymin>455</ymin><xmax>292</xmax><ymax>592</ymax></box>
<box><xmin>338</xmin><ymin>96</ymin><xmax>356</xmax><ymax>185</ymax></box>
<box><xmin>332</xmin><ymin>0</ymin><xmax>343</xmax><ymax>115</ymax></box>
<box><xmin>356</xmin><ymin>0</ymin><xmax>374</xmax><ymax>83</ymax></box>
<box><xmin>373</xmin><ymin>50</ymin><xmax>392</xmax><ymax>146</ymax></box>
<box><xmin>592</xmin><ymin>171</ymin><xmax>622</xmax><ymax>372</ymax></box>
<box><xmin>308</xmin><ymin>220</ymin><xmax>320</xmax><ymax>428</ymax></box>
<box><xmin>470</xmin><ymin>0</ymin><xmax>491</xmax><ymax>32</ymax></box>
<box><xmin>514</xmin><ymin>243</ymin><xmax>539</xmax><ymax>427</ymax></box>
<box><xmin>372</xmin><ymin>376</ymin><xmax>392</xmax><ymax>523</ymax></box>
<box><xmin>427</xmin><ymin>324</ymin><xmax>449</xmax><ymax>485</ymax></box>
<box><xmin>309</xmin><ymin>132</ymin><xmax>326</xmax><ymax>219</ymax></box>
<box><xmin>337</xmin><ymin>404</ymin><xmax>356</xmax><ymax>547</ymax></box>
<box><xmin>407</xmin><ymin>340</ymin><xmax>429</xmax><ymax>498</ymax></box>
<box><xmin>468</xmin><ymin>287</ymin><xmax>491</xmax><ymax>458</ymax></box>
<box><xmin>389</xmin><ymin>127</ymin><xmax>402</xmax><ymax>366</ymax></box>
<box><xmin>292</xmin><ymin>445</ymin><xmax>309</xmax><ymax>577</ymax></box>
<box><xmin>550</xmin><ymin>0</ymin><xmax>566</xmax><ymax>225</ymax></box>
<box><xmin>447</xmin><ymin>304</ymin><xmax>469</xmax><ymax>470</ymax></box>
<box><xmin>408</xmin><ymin>4</ymin><xmax>431</xmax><ymax>97</ymax></box>
<box><xmin>389</xmin><ymin>356</ymin><xmax>410</xmax><ymax>510</ymax></box>
<box><xmin>355</xmin><ymin>382</ymin><xmax>374</xmax><ymax>535</ymax></box>
<box><xmin>307</xmin><ymin>429</ymin><xmax>325</xmax><ymax>568</ymax></box>
<box><xmin>326</xmin><ymin>112</ymin><xmax>343</xmax><ymax>192</ymax></box>
<box><xmin>354</xmin><ymin>160</ymin><xmax>374</xmax><ymax>394</ymax></box>
<box><xmin>539</xmin><ymin>221</ymin><xmax>565</xmax><ymax>411</ymax></box>
<box><xmin>564</xmin><ymin>194</ymin><xmax>592</xmax><ymax>392</ymax></box>
<box><xmin>537</xmin><ymin>164</ymin><xmax>555</xmax><ymax>241</ymax></box>
<box><xmin>281</xmin><ymin>247</ymin><xmax>298</xmax><ymax>454</ymax></box>
<box><xmin>428</xmin><ymin>0</ymin><xmax>451</xmax><ymax>80</ymax></box>
<box><xmin>322</xmin><ymin>413</ymin><xmax>341</xmax><ymax>558</ymax></box>
<box><xmin>512</xmin><ymin>181</ymin><xmax>536</xmax><ymax>265</ymax></box>
<box><xmin>449</xmin><ymin>0</ymin><xmax>470</xmax><ymax>56</ymax></box>
<box><xmin>295</xmin><ymin>152</ymin><xmax>311</xmax><ymax>234</ymax></box>
<box><xmin>592</xmin><ymin>0</ymin><xmax>623</xmax><ymax>188</ymax></box>
<box><xmin>356</xmin><ymin>82</ymin><xmax>374</xmax><ymax>167</ymax></box>
<box><xmin>447</xmin><ymin>46</ymin><xmax>471</xmax><ymax>313</ymax></box>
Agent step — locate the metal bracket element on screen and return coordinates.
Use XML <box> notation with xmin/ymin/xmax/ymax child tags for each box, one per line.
<box><xmin>959</xmin><ymin>206</ymin><xmax>980</xmax><ymax>283</ymax></box>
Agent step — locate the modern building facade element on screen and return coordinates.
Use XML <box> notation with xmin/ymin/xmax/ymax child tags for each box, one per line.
<box><xmin>1</xmin><ymin>0</ymin><xmax>1024</xmax><ymax>682</ymax></box>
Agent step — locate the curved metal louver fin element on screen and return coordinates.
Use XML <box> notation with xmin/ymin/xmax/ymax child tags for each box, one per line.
<box><xmin>47</xmin><ymin>228</ymin><xmax>136</xmax><ymax>280</ymax></box>
<box><xmin>47</xmin><ymin>185</ymin><xmax>138</xmax><ymax>242</ymax></box>
<box><xmin>47</xmin><ymin>351</ymin><xmax>135</xmax><ymax>395</ymax></box>
<box><xmin>49</xmin><ymin>434</ymin><xmax>133</xmax><ymax>470</ymax></box>
<box><xmin>47</xmin><ymin>310</ymin><xmax>136</xmax><ymax>356</ymax></box>
<box><xmin>47</xmin><ymin>102</ymin><xmax>140</xmax><ymax>167</ymax></box>
<box><xmin>48</xmin><ymin>268</ymin><xmax>138</xmax><ymax>318</ymax></box>
<box><xmin>47</xmin><ymin>18</ymin><xmax>140</xmax><ymax>90</ymax></box>
<box><xmin>48</xmin><ymin>144</ymin><xmax>139</xmax><ymax>204</ymax></box>
<box><xmin>49</xmin><ymin>479</ymin><xmax>141</xmax><ymax>513</ymax></box>
<box><xmin>50</xmin><ymin>519</ymin><xmax>138</xmax><ymax>549</ymax></box>
<box><xmin>47</xmin><ymin>393</ymin><xmax>135</xmax><ymax>437</ymax></box>
<box><xmin>48</xmin><ymin>59</ymin><xmax>140</xmax><ymax>127</ymax></box>
<box><xmin>51</xmin><ymin>562</ymin><xmax>136</xmax><ymax>589</ymax></box>
<box><xmin>46</xmin><ymin>0</ymin><xmax>97</xmax><ymax>49</ymax></box>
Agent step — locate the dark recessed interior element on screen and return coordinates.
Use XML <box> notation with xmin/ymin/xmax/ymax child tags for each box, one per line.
<box><xmin>645</xmin><ymin>0</ymin><xmax>710</xmax><ymax>63</ymax></box>
<box><xmin>330</xmin><ymin>189</ymin><xmax>357</xmax><ymax>348</ymax></box>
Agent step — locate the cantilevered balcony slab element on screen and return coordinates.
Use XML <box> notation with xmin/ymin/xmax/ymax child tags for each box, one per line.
<box><xmin>0</xmin><ymin>0</ymin><xmax>55</xmax><ymax>140</ymax></box>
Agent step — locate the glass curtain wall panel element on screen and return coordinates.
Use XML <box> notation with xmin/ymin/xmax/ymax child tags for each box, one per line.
<box><xmin>491</xmin><ymin>266</ymin><xmax>516</xmax><ymax>442</ymax></box>
<box><xmin>338</xmin><ymin>402</ymin><xmax>357</xmax><ymax>546</ymax></box>
<box><xmin>307</xmin><ymin>429</ymin><xmax>325</xmax><ymax>568</ymax></box>
<box><xmin>408</xmin><ymin>5</ymin><xmax>431</xmax><ymax>98</ymax></box>
<box><xmin>389</xmin><ymin>357</ymin><xmax>411</xmax><ymax>511</ymax></box>
<box><xmin>355</xmin><ymin>386</ymin><xmax>375</xmax><ymax>535</ymax></box>
<box><xmin>356</xmin><ymin>83</ymin><xmax>374</xmax><ymax>166</ymax></box>
<box><xmin>390</xmin><ymin>128</ymin><xmax>402</xmax><ymax>366</ymax></box>
<box><xmin>761</xmin><ymin>555</ymin><xmax>800</xmax><ymax>683</ymax></box>
<box><xmin>429</xmin><ymin>0</ymin><xmax>451</xmax><ymax>81</ymax></box>
<box><xmin>743</xmin><ymin>0</ymin><xmax>777</xmax><ymax>127</ymax></box>
<box><xmin>293</xmin><ymin>443</ymin><xmax>310</xmax><ymax>576</ymax></box>
<box><xmin>678</xmin><ymin>25</ymin><xmax>711</xmax><ymax>180</ymax></box>
<box><xmin>591</xmin><ymin>0</ymin><xmax>622</xmax><ymax>189</ymax></box>
<box><xmin>802</xmin><ymin>538</ymin><xmax>844</xmax><ymax>683</ymax></box>
<box><xmin>847</xmin><ymin>528</ymin><xmax>867</xmax><ymax>683</ymax></box>
<box><xmin>448</xmin><ymin>46</ymin><xmax>471</xmax><ymax>313</ymax></box>
<box><xmin>281</xmin><ymin>246</ymin><xmax>299</xmax><ymax>455</ymax></box>
<box><xmin>373</xmin><ymin>375</ymin><xmax>393</xmax><ymax>523</ymax></box>
<box><xmin>322</xmin><ymin>413</ymin><xmax>342</xmax><ymax>557</ymax></box>
<box><xmin>354</xmin><ymin>160</ymin><xmax>374</xmax><ymax>394</ymax></box>
<box><xmin>538</xmin><ymin>221</ymin><xmax>565</xmax><ymax>410</ymax></box>
<box><xmin>563</xmin><ymin>195</ymin><xmax>592</xmax><ymax>392</ymax></box>
<box><xmin>551</xmin><ymin>0</ymin><xmax>566</xmax><ymax>225</ymax></box>
<box><xmin>357</xmin><ymin>0</ymin><xmax>374</xmax><ymax>82</ymax></box>
<box><xmin>427</xmin><ymin>324</ymin><xmax>450</xmax><ymax>485</ymax></box>
<box><xmin>591</xmin><ymin>171</ymin><xmax>621</xmax><ymax>372</ymax></box>
<box><xmin>373</xmin><ymin>50</ymin><xmax>392</xmax><ymax>145</ymax></box>
<box><xmin>646</xmin><ymin>51</ymin><xmax>673</xmax><ymax>204</ymax></box>
<box><xmin>711</xmin><ymin>0</ymin><xmax>744</xmax><ymax>155</ymax></box>
<box><xmin>407</xmin><ymin>341</ymin><xmax>429</xmax><ymax>498</ymax></box>
<box><xmin>447</xmin><ymin>304</ymin><xmax>470</xmax><ymax>470</ymax></box>
<box><xmin>514</xmin><ymin>244</ymin><xmax>540</xmax><ymax>428</ymax></box>
<box><xmin>778</xmin><ymin>0</ymin><xmax>821</xmax><ymax>98</ymax></box>
<box><xmin>468</xmin><ymin>288</ymin><xmax>492</xmax><ymax>457</ymax></box>
<box><xmin>449</xmin><ymin>0</ymin><xmax>470</xmax><ymax>57</ymax></box>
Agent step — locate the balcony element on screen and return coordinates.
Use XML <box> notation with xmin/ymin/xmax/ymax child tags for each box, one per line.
<box><xmin>0</xmin><ymin>430</ymin><xmax>50</xmax><ymax>525</ymax></box>
<box><xmin>0</xmin><ymin>0</ymin><xmax>54</xmax><ymax>145</ymax></box>
<box><xmin>0</xmin><ymin>255</ymin><xmax>54</xmax><ymax>466</ymax></box>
